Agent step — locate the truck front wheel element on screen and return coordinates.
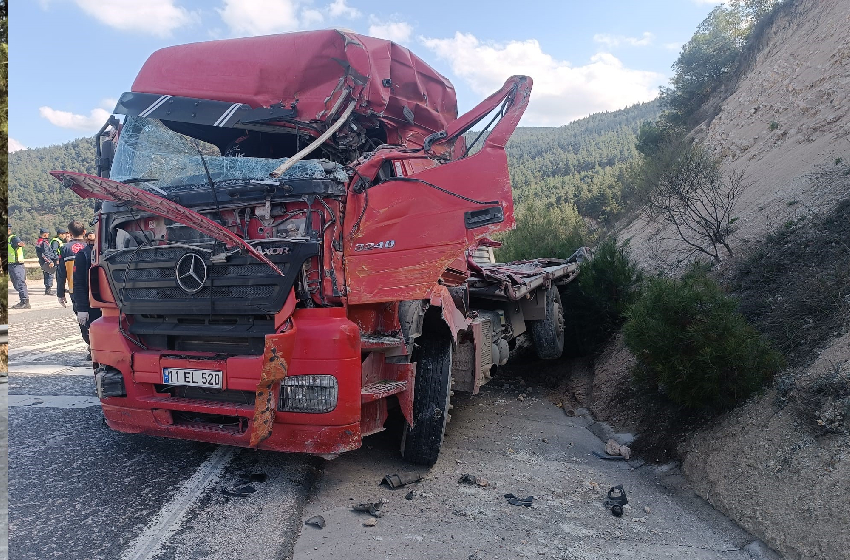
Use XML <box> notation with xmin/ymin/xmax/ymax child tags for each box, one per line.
<box><xmin>529</xmin><ymin>287</ymin><xmax>565</xmax><ymax>360</ymax></box>
<box><xmin>401</xmin><ymin>335</ymin><xmax>453</xmax><ymax>466</ymax></box>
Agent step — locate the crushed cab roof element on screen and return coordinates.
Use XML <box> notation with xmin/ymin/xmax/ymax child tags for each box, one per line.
<box><xmin>131</xmin><ymin>29</ymin><xmax>458</xmax><ymax>140</ymax></box>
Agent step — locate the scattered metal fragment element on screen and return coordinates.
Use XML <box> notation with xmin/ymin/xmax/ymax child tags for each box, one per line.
<box><xmin>604</xmin><ymin>485</ymin><xmax>628</xmax><ymax>517</ymax></box>
<box><xmin>352</xmin><ymin>499</ymin><xmax>386</xmax><ymax>518</ymax></box>
<box><xmin>221</xmin><ymin>484</ymin><xmax>256</xmax><ymax>498</ymax></box>
<box><xmin>504</xmin><ymin>493</ymin><xmax>533</xmax><ymax>507</ymax></box>
<box><xmin>381</xmin><ymin>472</ymin><xmax>423</xmax><ymax>489</ymax></box>
<box><xmin>305</xmin><ymin>515</ymin><xmax>326</xmax><ymax>529</ymax></box>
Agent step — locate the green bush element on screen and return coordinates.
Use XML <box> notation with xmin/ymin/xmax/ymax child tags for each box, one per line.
<box><xmin>495</xmin><ymin>201</ymin><xmax>589</xmax><ymax>262</ymax></box>
<box><xmin>623</xmin><ymin>266</ymin><xmax>783</xmax><ymax>411</ymax></box>
<box><xmin>562</xmin><ymin>238</ymin><xmax>643</xmax><ymax>355</ymax></box>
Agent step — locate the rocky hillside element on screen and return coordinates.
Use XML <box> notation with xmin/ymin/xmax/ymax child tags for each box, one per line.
<box><xmin>603</xmin><ymin>1</ymin><xmax>850</xmax><ymax>558</ymax></box>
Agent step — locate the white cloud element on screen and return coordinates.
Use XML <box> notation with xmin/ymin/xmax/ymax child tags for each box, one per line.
<box><xmin>328</xmin><ymin>0</ymin><xmax>360</xmax><ymax>19</ymax></box>
<box><xmin>8</xmin><ymin>138</ymin><xmax>27</xmax><ymax>153</ymax></box>
<box><xmin>218</xmin><ymin>0</ymin><xmax>300</xmax><ymax>35</ymax></box>
<box><xmin>302</xmin><ymin>8</ymin><xmax>325</xmax><ymax>27</ymax></box>
<box><xmin>74</xmin><ymin>0</ymin><xmax>198</xmax><ymax>37</ymax></box>
<box><xmin>593</xmin><ymin>31</ymin><xmax>654</xmax><ymax>49</ymax></box>
<box><xmin>39</xmin><ymin>106</ymin><xmax>112</xmax><ymax>131</ymax></box>
<box><xmin>421</xmin><ymin>33</ymin><xmax>663</xmax><ymax>126</ymax></box>
<box><xmin>664</xmin><ymin>42</ymin><xmax>683</xmax><ymax>51</ymax></box>
<box><xmin>368</xmin><ymin>17</ymin><xmax>412</xmax><ymax>44</ymax></box>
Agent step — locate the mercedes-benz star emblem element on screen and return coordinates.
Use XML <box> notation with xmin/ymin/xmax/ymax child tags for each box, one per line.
<box><xmin>175</xmin><ymin>253</ymin><xmax>207</xmax><ymax>294</ymax></box>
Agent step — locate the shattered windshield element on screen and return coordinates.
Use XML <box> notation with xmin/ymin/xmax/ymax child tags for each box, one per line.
<box><xmin>111</xmin><ymin>116</ymin><xmax>348</xmax><ymax>192</ymax></box>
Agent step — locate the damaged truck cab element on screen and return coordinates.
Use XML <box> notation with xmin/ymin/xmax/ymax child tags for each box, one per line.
<box><xmin>54</xmin><ymin>30</ymin><xmax>582</xmax><ymax>465</ymax></box>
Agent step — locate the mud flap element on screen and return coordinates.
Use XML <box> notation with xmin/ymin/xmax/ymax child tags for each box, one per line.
<box><xmin>249</xmin><ymin>326</ymin><xmax>298</xmax><ymax>447</ymax></box>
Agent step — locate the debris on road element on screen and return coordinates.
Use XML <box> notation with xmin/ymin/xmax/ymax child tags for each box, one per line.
<box><xmin>221</xmin><ymin>484</ymin><xmax>256</xmax><ymax>498</ymax></box>
<box><xmin>504</xmin><ymin>493</ymin><xmax>533</xmax><ymax>507</ymax></box>
<box><xmin>353</xmin><ymin>499</ymin><xmax>386</xmax><ymax>518</ymax></box>
<box><xmin>592</xmin><ymin>450</ymin><xmax>626</xmax><ymax>461</ymax></box>
<box><xmin>362</xmin><ymin>518</ymin><xmax>378</xmax><ymax>527</ymax></box>
<box><xmin>381</xmin><ymin>472</ymin><xmax>423</xmax><ymax>489</ymax></box>
<box><xmin>405</xmin><ymin>490</ymin><xmax>415</xmax><ymax>500</ymax></box>
<box><xmin>605</xmin><ymin>438</ymin><xmax>632</xmax><ymax>460</ymax></box>
<box><xmin>305</xmin><ymin>515</ymin><xmax>326</xmax><ymax>529</ymax></box>
<box><xmin>604</xmin><ymin>485</ymin><xmax>628</xmax><ymax>517</ymax></box>
<box><xmin>458</xmin><ymin>473</ymin><xmax>489</xmax><ymax>487</ymax></box>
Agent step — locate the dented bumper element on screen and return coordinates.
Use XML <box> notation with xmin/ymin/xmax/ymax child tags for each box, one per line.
<box><xmin>91</xmin><ymin>307</ymin><xmax>364</xmax><ymax>455</ymax></box>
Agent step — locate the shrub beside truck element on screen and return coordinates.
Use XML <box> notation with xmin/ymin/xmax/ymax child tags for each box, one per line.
<box><xmin>53</xmin><ymin>30</ymin><xmax>584</xmax><ymax>465</ymax></box>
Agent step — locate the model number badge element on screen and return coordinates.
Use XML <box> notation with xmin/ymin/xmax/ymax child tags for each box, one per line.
<box><xmin>355</xmin><ymin>240</ymin><xmax>395</xmax><ymax>251</ymax></box>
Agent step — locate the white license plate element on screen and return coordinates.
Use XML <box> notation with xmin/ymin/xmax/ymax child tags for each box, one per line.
<box><xmin>163</xmin><ymin>368</ymin><xmax>223</xmax><ymax>388</ymax></box>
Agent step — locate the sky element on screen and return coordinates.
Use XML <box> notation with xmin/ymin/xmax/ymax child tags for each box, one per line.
<box><xmin>8</xmin><ymin>0</ymin><xmax>723</xmax><ymax>152</ymax></box>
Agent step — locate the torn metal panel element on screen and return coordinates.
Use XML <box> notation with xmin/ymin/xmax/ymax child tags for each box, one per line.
<box><xmin>249</xmin><ymin>327</ymin><xmax>298</xmax><ymax>447</ymax></box>
<box><xmin>50</xmin><ymin>171</ymin><xmax>284</xmax><ymax>276</ymax></box>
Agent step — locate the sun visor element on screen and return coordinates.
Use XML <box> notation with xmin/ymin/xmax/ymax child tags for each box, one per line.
<box><xmin>113</xmin><ymin>92</ymin><xmax>298</xmax><ymax>129</ymax></box>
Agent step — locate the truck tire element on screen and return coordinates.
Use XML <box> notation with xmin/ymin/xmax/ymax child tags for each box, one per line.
<box><xmin>401</xmin><ymin>335</ymin><xmax>453</xmax><ymax>466</ymax></box>
<box><xmin>529</xmin><ymin>287</ymin><xmax>565</xmax><ymax>360</ymax></box>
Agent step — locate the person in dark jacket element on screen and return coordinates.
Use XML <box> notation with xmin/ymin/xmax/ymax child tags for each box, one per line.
<box><xmin>35</xmin><ymin>227</ymin><xmax>57</xmax><ymax>295</ymax></box>
<box><xmin>73</xmin><ymin>230</ymin><xmax>102</xmax><ymax>361</ymax></box>
<box><xmin>57</xmin><ymin>221</ymin><xmax>87</xmax><ymax>307</ymax></box>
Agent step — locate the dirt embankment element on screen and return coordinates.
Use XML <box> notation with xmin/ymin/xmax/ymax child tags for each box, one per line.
<box><xmin>594</xmin><ymin>1</ymin><xmax>850</xmax><ymax>558</ymax></box>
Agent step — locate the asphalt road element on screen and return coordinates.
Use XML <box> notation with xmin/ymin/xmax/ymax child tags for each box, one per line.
<box><xmin>6</xmin><ymin>283</ymin><xmax>316</xmax><ymax>560</ymax></box>
<box><xmin>6</xmin><ymin>281</ymin><xmax>776</xmax><ymax>560</ymax></box>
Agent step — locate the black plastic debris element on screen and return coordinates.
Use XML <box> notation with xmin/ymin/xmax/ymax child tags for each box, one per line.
<box><xmin>249</xmin><ymin>472</ymin><xmax>268</xmax><ymax>483</ymax></box>
<box><xmin>504</xmin><ymin>493</ymin><xmax>533</xmax><ymax>507</ymax></box>
<box><xmin>405</xmin><ymin>490</ymin><xmax>415</xmax><ymax>500</ymax></box>
<box><xmin>381</xmin><ymin>472</ymin><xmax>423</xmax><ymax>489</ymax></box>
<box><xmin>221</xmin><ymin>484</ymin><xmax>256</xmax><ymax>498</ymax></box>
<box><xmin>352</xmin><ymin>499</ymin><xmax>386</xmax><ymax>518</ymax></box>
<box><xmin>604</xmin><ymin>485</ymin><xmax>628</xmax><ymax>517</ymax></box>
<box><xmin>305</xmin><ymin>515</ymin><xmax>326</xmax><ymax>529</ymax></box>
<box><xmin>458</xmin><ymin>473</ymin><xmax>489</xmax><ymax>487</ymax></box>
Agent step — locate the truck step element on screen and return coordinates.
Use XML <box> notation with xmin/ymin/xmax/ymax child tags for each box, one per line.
<box><xmin>361</xmin><ymin>380</ymin><xmax>408</xmax><ymax>403</ymax></box>
<box><xmin>138</xmin><ymin>395</ymin><xmax>255</xmax><ymax>417</ymax></box>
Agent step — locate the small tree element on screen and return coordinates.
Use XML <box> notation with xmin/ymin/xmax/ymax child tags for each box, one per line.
<box><xmin>624</xmin><ymin>265</ymin><xmax>783</xmax><ymax>412</ymax></box>
<box><xmin>647</xmin><ymin>143</ymin><xmax>744</xmax><ymax>264</ymax></box>
<box><xmin>495</xmin><ymin>201</ymin><xmax>589</xmax><ymax>262</ymax></box>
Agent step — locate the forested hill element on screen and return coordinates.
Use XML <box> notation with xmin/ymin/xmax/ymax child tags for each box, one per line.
<box><xmin>8</xmin><ymin>137</ymin><xmax>98</xmax><ymax>244</ymax></box>
<box><xmin>506</xmin><ymin>98</ymin><xmax>661</xmax><ymax>219</ymax></box>
<box><xmin>8</xmin><ymin>98</ymin><xmax>660</xmax><ymax>243</ymax></box>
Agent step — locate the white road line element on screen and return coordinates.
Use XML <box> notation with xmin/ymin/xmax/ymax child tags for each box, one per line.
<box><xmin>8</xmin><ymin>364</ymin><xmax>92</xmax><ymax>376</ymax></box>
<box><xmin>8</xmin><ymin>395</ymin><xmax>101</xmax><ymax>408</ymax></box>
<box><xmin>10</xmin><ymin>336</ymin><xmax>84</xmax><ymax>355</ymax></box>
<box><xmin>121</xmin><ymin>446</ymin><xmax>237</xmax><ymax>560</ymax></box>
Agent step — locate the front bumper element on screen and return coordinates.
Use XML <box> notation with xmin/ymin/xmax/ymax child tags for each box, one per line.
<box><xmin>91</xmin><ymin>307</ymin><xmax>364</xmax><ymax>454</ymax></box>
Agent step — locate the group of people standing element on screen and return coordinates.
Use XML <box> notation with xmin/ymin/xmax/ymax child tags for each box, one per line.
<box><xmin>8</xmin><ymin>220</ymin><xmax>101</xmax><ymax>360</ymax></box>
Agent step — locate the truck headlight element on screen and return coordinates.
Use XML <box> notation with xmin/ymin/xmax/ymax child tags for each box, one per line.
<box><xmin>279</xmin><ymin>375</ymin><xmax>338</xmax><ymax>413</ymax></box>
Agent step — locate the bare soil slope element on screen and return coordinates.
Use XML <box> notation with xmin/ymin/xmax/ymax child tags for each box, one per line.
<box><xmin>598</xmin><ymin>2</ymin><xmax>850</xmax><ymax>558</ymax></box>
<box><xmin>621</xmin><ymin>0</ymin><xmax>850</xmax><ymax>271</ymax></box>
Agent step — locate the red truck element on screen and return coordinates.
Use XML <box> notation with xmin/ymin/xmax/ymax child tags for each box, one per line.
<box><xmin>53</xmin><ymin>30</ymin><xmax>583</xmax><ymax>465</ymax></box>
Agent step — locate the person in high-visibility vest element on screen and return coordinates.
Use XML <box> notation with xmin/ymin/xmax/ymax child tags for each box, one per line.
<box><xmin>51</xmin><ymin>227</ymin><xmax>69</xmax><ymax>293</ymax></box>
<box><xmin>8</xmin><ymin>223</ymin><xmax>31</xmax><ymax>309</ymax></box>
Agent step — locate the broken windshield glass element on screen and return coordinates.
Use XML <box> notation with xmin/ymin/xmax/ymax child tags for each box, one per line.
<box><xmin>111</xmin><ymin>116</ymin><xmax>349</xmax><ymax>193</ymax></box>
